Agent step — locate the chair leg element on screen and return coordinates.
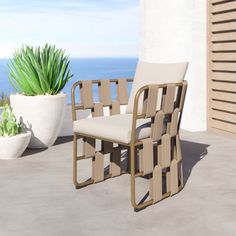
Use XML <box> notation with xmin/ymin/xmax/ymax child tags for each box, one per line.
<box><xmin>130</xmin><ymin>144</ymin><xmax>153</xmax><ymax>210</ymax></box>
<box><xmin>73</xmin><ymin>133</ymin><xmax>93</xmax><ymax>189</ymax></box>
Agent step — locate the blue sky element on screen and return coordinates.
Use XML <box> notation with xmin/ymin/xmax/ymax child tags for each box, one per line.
<box><xmin>0</xmin><ymin>0</ymin><xmax>139</xmax><ymax>58</ymax></box>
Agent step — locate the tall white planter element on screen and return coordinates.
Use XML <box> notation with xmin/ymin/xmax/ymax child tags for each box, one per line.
<box><xmin>10</xmin><ymin>94</ymin><xmax>66</xmax><ymax>149</ymax></box>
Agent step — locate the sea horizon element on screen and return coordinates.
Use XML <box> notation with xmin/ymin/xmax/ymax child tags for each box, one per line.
<box><xmin>0</xmin><ymin>57</ymin><xmax>138</xmax><ymax>103</ymax></box>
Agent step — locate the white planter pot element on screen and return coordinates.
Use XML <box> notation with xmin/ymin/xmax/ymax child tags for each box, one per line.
<box><xmin>0</xmin><ymin>132</ymin><xmax>31</xmax><ymax>159</ymax></box>
<box><xmin>10</xmin><ymin>94</ymin><xmax>66</xmax><ymax>149</ymax></box>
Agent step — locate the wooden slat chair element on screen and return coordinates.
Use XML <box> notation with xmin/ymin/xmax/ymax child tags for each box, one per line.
<box><xmin>71</xmin><ymin>61</ymin><xmax>188</xmax><ymax>210</ymax></box>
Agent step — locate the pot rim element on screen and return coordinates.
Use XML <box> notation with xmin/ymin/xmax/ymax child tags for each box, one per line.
<box><xmin>10</xmin><ymin>93</ymin><xmax>67</xmax><ymax>98</ymax></box>
<box><xmin>0</xmin><ymin>131</ymin><xmax>31</xmax><ymax>140</ymax></box>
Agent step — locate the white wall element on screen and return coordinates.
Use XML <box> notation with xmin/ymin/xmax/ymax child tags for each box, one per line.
<box><xmin>140</xmin><ymin>0</ymin><xmax>207</xmax><ymax>131</ymax></box>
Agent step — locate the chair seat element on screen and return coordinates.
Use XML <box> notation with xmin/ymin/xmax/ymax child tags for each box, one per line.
<box><xmin>73</xmin><ymin>114</ymin><xmax>152</xmax><ymax>144</ymax></box>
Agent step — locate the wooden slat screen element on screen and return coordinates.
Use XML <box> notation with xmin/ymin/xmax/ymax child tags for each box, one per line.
<box><xmin>207</xmin><ymin>0</ymin><xmax>236</xmax><ymax>138</ymax></box>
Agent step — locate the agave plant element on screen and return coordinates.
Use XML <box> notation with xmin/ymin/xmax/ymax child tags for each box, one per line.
<box><xmin>8</xmin><ymin>44</ymin><xmax>73</xmax><ymax>95</ymax></box>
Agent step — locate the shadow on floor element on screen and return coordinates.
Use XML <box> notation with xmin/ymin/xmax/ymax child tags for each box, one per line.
<box><xmin>181</xmin><ymin>140</ymin><xmax>209</xmax><ymax>185</ymax></box>
<box><xmin>54</xmin><ymin>136</ymin><xmax>73</xmax><ymax>146</ymax></box>
<box><xmin>22</xmin><ymin>136</ymin><xmax>73</xmax><ymax>157</ymax></box>
<box><xmin>22</xmin><ymin>147</ymin><xmax>47</xmax><ymax>157</ymax></box>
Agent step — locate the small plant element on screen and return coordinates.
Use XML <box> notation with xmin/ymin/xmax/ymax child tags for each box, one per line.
<box><xmin>8</xmin><ymin>44</ymin><xmax>73</xmax><ymax>96</ymax></box>
<box><xmin>0</xmin><ymin>92</ymin><xmax>10</xmax><ymax>107</ymax></box>
<box><xmin>0</xmin><ymin>104</ymin><xmax>21</xmax><ymax>137</ymax></box>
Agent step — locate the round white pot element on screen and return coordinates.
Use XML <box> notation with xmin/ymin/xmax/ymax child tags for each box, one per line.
<box><xmin>0</xmin><ymin>132</ymin><xmax>31</xmax><ymax>159</ymax></box>
<box><xmin>10</xmin><ymin>94</ymin><xmax>66</xmax><ymax>149</ymax></box>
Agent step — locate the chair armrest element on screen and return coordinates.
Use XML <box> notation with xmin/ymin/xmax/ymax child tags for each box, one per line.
<box><xmin>130</xmin><ymin>81</ymin><xmax>188</xmax><ymax>145</ymax></box>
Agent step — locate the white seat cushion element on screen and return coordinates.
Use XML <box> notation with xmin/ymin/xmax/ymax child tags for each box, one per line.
<box><xmin>73</xmin><ymin>114</ymin><xmax>152</xmax><ymax>144</ymax></box>
<box><xmin>126</xmin><ymin>61</ymin><xmax>189</xmax><ymax>113</ymax></box>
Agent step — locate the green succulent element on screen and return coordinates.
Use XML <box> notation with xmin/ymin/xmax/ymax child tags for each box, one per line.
<box><xmin>0</xmin><ymin>92</ymin><xmax>10</xmax><ymax>107</ymax></box>
<box><xmin>0</xmin><ymin>104</ymin><xmax>21</xmax><ymax>137</ymax></box>
<box><xmin>8</xmin><ymin>44</ymin><xmax>73</xmax><ymax>96</ymax></box>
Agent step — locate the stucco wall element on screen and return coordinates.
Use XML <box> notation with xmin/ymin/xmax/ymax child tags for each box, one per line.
<box><xmin>140</xmin><ymin>0</ymin><xmax>207</xmax><ymax>131</ymax></box>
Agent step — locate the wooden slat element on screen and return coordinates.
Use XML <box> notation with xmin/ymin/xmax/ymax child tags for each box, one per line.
<box><xmin>99</xmin><ymin>80</ymin><xmax>112</xmax><ymax>106</ymax></box>
<box><xmin>179</xmin><ymin>81</ymin><xmax>188</xmax><ymax>111</ymax></box>
<box><xmin>80</xmin><ymin>81</ymin><xmax>94</xmax><ymax>109</ymax></box>
<box><xmin>151</xmin><ymin>110</ymin><xmax>164</xmax><ymax>141</ymax></box>
<box><xmin>145</xmin><ymin>86</ymin><xmax>158</xmax><ymax>118</ymax></box>
<box><xmin>212</xmin><ymin>91</ymin><xmax>236</xmax><ymax>102</ymax></box>
<box><xmin>211</xmin><ymin>32</ymin><xmax>236</xmax><ymax>42</ymax></box>
<box><xmin>212</xmin><ymin>22</ymin><xmax>236</xmax><ymax>33</ymax></box>
<box><xmin>210</xmin><ymin>119</ymin><xmax>236</xmax><ymax>133</ymax></box>
<box><xmin>211</xmin><ymin>42</ymin><xmax>236</xmax><ymax>51</ymax></box>
<box><xmin>211</xmin><ymin>62</ymin><xmax>236</xmax><ymax>71</ymax></box>
<box><xmin>141</xmin><ymin>138</ymin><xmax>154</xmax><ymax>175</ymax></box>
<box><xmin>150</xmin><ymin>165</ymin><xmax>162</xmax><ymax>203</ymax></box>
<box><xmin>92</xmin><ymin>152</ymin><xmax>104</xmax><ymax>183</ymax></box>
<box><xmin>170</xmin><ymin>108</ymin><xmax>180</xmax><ymax>137</ymax></box>
<box><xmin>211</xmin><ymin>52</ymin><xmax>236</xmax><ymax>61</ymax></box>
<box><xmin>163</xmin><ymin>84</ymin><xmax>176</xmax><ymax>114</ymax></box>
<box><xmin>212</xmin><ymin>100</ymin><xmax>236</xmax><ymax>113</ymax></box>
<box><xmin>176</xmin><ymin>135</ymin><xmax>182</xmax><ymax>162</ymax></box>
<box><xmin>117</xmin><ymin>79</ymin><xmax>128</xmax><ymax>105</ymax></box>
<box><xmin>211</xmin><ymin>109</ymin><xmax>236</xmax><ymax>123</ymax></box>
<box><xmin>102</xmin><ymin>141</ymin><xmax>113</xmax><ymax>154</ymax></box>
<box><xmin>212</xmin><ymin>11</ymin><xmax>236</xmax><ymax>23</ymax></box>
<box><xmin>110</xmin><ymin>148</ymin><xmax>121</xmax><ymax>177</ymax></box>
<box><xmin>83</xmin><ymin>137</ymin><xmax>95</xmax><ymax>158</ymax></box>
<box><xmin>110</xmin><ymin>100</ymin><xmax>120</xmax><ymax>115</ymax></box>
<box><xmin>211</xmin><ymin>71</ymin><xmax>236</xmax><ymax>81</ymax></box>
<box><xmin>170</xmin><ymin>160</ymin><xmax>178</xmax><ymax>195</ymax></box>
<box><xmin>212</xmin><ymin>1</ymin><xmax>236</xmax><ymax>13</ymax></box>
<box><xmin>212</xmin><ymin>81</ymin><xmax>236</xmax><ymax>92</ymax></box>
<box><xmin>159</xmin><ymin>134</ymin><xmax>171</xmax><ymax>168</ymax></box>
<box><xmin>92</xmin><ymin>103</ymin><xmax>104</xmax><ymax>117</ymax></box>
<box><xmin>166</xmin><ymin>172</ymin><xmax>170</xmax><ymax>193</ymax></box>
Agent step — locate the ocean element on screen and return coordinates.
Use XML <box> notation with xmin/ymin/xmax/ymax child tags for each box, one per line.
<box><xmin>0</xmin><ymin>58</ymin><xmax>138</xmax><ymax>104</ymax></box>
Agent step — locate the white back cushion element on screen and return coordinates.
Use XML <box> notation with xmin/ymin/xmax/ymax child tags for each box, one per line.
<box><xmin>126</xmin><ymin>61</ymin><xmax>189</xmax><ymax>113</ymax></box>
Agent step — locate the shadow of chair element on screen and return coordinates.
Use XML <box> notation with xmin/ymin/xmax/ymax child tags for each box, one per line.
<box><xmin>181</xmin><ymin>140</ymin><xmax>209</xmax><ymax>185</ymax></box>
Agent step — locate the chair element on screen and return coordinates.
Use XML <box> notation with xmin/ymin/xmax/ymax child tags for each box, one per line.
<box><xmin>71</xmin><ymin>61</ymin><xmax>188</xmax><ymax>210</ymax></box>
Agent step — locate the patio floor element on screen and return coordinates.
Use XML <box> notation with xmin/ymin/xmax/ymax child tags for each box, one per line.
<box><xmin>0</xmin><ymin>130</ymin><xmax>236</xmax><ymax>236</ymax></box>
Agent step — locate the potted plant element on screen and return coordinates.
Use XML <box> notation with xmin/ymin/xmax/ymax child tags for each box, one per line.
<box><xmin>9</xmin><ymin>44</ymin><xmax>73</xmax><ymax>148</ymax></box>
<box><xmin>0</xmin><ymin>104</ymin><xmax>31</xmax><ymax>159</ymax></box>
<box><xmin>0</xmin><ymin>92</ymin><xmax>10</xmax><ymax>117</ymax></box>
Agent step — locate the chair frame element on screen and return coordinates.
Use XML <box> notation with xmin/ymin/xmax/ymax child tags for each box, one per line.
<box><xmin>71</xmin><ymin>78</ymin><xmax>187</xmax><ymax>210</ymax></box>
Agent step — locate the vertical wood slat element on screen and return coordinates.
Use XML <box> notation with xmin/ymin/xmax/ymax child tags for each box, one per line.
<box><xmin>145</xmin><ymin>86</ymin><xmax>159</xmax><ymax>118</ymax></box>
<box><xmin>102</xmin><ymin>141</ymin><xmax>113</xmax><ymax>154</ymax></box>
<box><xmin>141</xmin><ymin>138</ymin><xmax>154</xmax><ymax>175</ymax></box>
<box><xmin>99</xmin><ymin>80</ymin><xmax>112</xmax><ymax>106</ymax></box>
<box><xmin>176</xmin><ymin>135</ymin><xmax>182</xmax><ymax>161</ymax></box>
<box><xmin>80</xmin><ymin>81</ymin><xmax>94</xmax><ymax>109</ymax></box>
<box><xmin>110</xmin><ymin>100</ymin><xmax>120</xmax><ymax>115</ymax></box>
<box><xmin>83</xmin><ymin>137</ymin><xmax>95</xmax><ymax>158</ymax></box>
<box><xmin>117</xmin><ymin>79</ymin><xmax>129</xmax><ymax>105</ymax></box>
<box><xmin>151</xmin><ymin>111</ymin><xmax>164</xmax><ymax>141</ymax></box>
<box><xmin>179</xmin><ymin>81</ymin><xmax>187</xmax><ymax>112</ymax></box>
<box><xmin>163</xmin><ymin>84</ymin><xmax>176</xmax><ymax>114</ymax></box>
<box><xmin>159</xmin><ymin>134</ymin><xmax>171</xmax><ymax>168</ymax></box>
<box><xmin>92</xmin><ymin>152</ymin><xmax>104</xmax><ymax>183</ymax></box>
<box><xmin>170</xmin><ymin>159</ymin><xmax>178</xmax><ymax>195</ymax></box>
<box><xmin>150</xmin><ymin>165</ymin><xmax>162</xmax><ymax>203</ymax></box>
<box><xmin>166</xmin><ymin>172</ymin><xmax>171</xmax><ymax>193</ymax></box>
<box><xmin>169</xmin><ymin>108</ymin><xmax>180</xmax><ymax>137</ymax></box>
<box><xmin>110</xmin><ymin>148</ymin><xmax>121</xmax><ymax>177</ymax></box>
<box><xmin>92</xmin><ymin>103</ymin><xmax>104</xmax><ymax>117</ymax></box>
